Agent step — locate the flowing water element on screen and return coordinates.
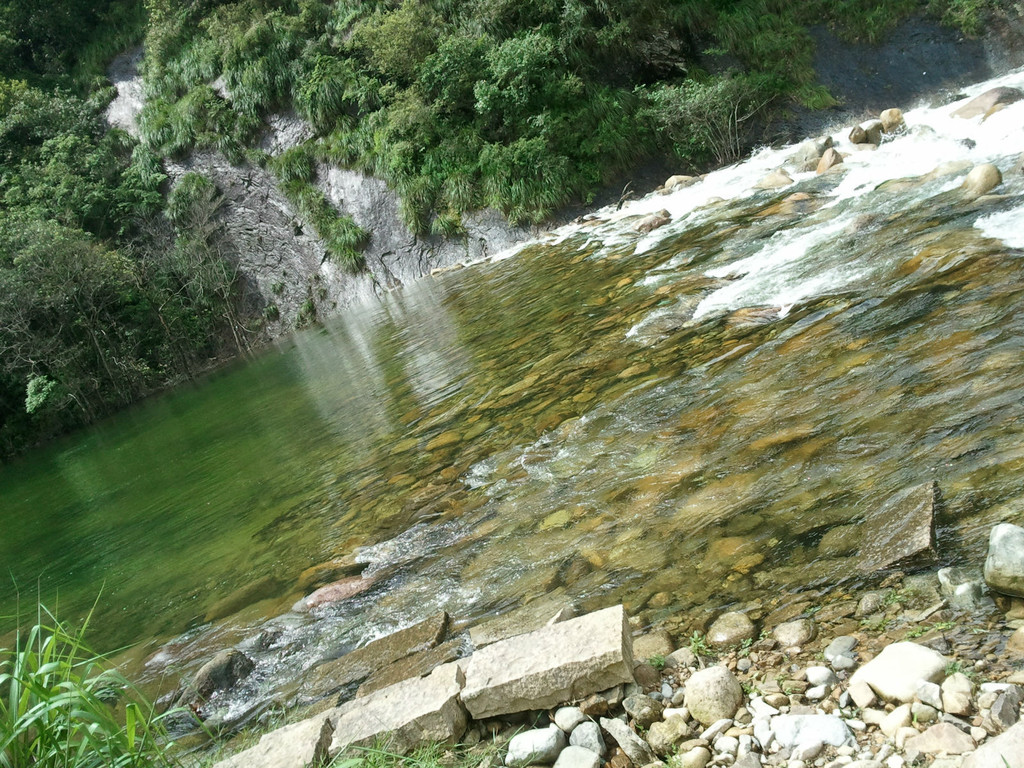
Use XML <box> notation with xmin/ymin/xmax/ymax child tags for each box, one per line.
<box><xmin>4</xmin><ymin>69</ymin><xmax>1024</xmax><ymax>724</ymax></box>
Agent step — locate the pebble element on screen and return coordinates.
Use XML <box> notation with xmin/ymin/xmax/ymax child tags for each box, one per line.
<box><xmin>554</xmin><ymin>707</ymin><xmax>587</xmax><ymax>733</ymax></box>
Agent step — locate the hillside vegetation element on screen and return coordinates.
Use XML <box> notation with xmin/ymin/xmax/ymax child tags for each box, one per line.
<box><xmin>0</xmin><ymin>0</ymin><xmax>1009</xmax><ymax>457</ymax></box>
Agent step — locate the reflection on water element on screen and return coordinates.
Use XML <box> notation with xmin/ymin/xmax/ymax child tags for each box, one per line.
<box><xmin>2</xmin><ymin>72</ymin><xmax>1024</xmax><ymax>716</ymax></box>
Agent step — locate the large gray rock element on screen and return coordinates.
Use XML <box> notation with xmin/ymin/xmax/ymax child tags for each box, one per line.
<box><xmin>213</xmin><ymin>714</ymin><xmax>333</xmax><ymax>768</ymax></box>
<box><xmin>985</xmin><ymin>523</ymin><xmax>1024</xmax><ymax>597</ymax></box>
<box><xmin>329</xmin><ymin>662</ymin><xmax>467</xmax><ymax>755</ymax></box>
<box><xmin>963</xmin><ymin>719</ymin><xmax>1024</xmax><ymax>768</ymax></box>
<box><xmin>849</xmin><ymin>642</ymin><xmax>947</xmax><ymax>703</ymax></box>
<box><xmin>506</xmin><ymin>726</ymin><xmax>568</xmax><ymax>767</ymax></box>
<box><xmin>953</xmin><ymin>86</ymin><xmax>1024</xmax><ymax>119</ymax></box>
<box><xmin>302</xmin><ymin>612</ymin><xmax>449</xmax><ymax>701</ymax></box>
<box><xmin>963</xmin><ymin>164</ymin><xmax>1002</xmax><ymax>198</ymax></box>
<box><xmin>599</xmin><ymin>717</ymin><xmax>657</xmax><ymax>767</ymax></box>
<box><xmin>683</xmin><ymin>666</ymin><xmax>743</xmax><ymax>727</ymax></box>
<box><xmin>461</xmin><ymin>605</ymin><xmax>634</xmax><ymax>719</ymax></box>
<box><xmin>857</xmin><ymin>482</ymin><xmax>936</xmax><ymax>572</ymax></box>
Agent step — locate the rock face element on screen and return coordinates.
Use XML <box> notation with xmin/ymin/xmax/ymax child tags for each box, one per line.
<box><xmin>329</xmin><ymin>662</ymin><xmax>468</xmax><ymax>755</ymax></box>
<box><xmin>849</xmin><ymin>642</ymin><xmax>947</xmax><ymax>703</ymax></box>
<box><xmin>461</xmin><ymin>605</ymin><xmax>634</xmax><ymax>719</ymax></box>
<box><xmin>104</xmin><ymin>50</ymin><xmax>537</xmax><ymax>334</ymax></box>
<box><xmin>953</xmin><ymin>86</ymin><xmax>1024</xmax><ymax>119</ymax></box>
<box><xmin>984</xmin><ymin>523</ymin><xmax>1024</xmax><ymax>596</ymax></box>
<box><xmin>684</xmin><ymin>666</ymin><xmax>743</xmax><ymax>726</ymax></box>
<box><xmin>857</xmin><ymin>482</ymin><xmax>936</xmax><ymax>572</ymax></box>
<box><xmin>301</xmin><ymin>612</ymin><xmax>449</xmax><ymax>701</ymax></box>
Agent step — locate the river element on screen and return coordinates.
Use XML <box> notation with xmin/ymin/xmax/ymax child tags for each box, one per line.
<box><xmin>3</xmin><ymin>67</ymin><xmax>1024</xmax><ymax>726</ymax></box>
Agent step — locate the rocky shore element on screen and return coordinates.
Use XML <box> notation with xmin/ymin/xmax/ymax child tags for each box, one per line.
<box><xmin>187</xmin><ymin>519</ymin><xmax>1024</xmax><ymax>768</ymax></box>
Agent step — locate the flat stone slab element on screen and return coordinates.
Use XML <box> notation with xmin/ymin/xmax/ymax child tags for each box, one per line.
<box><xmin>329</xmin><ymin>662</ymin><xmax>467</xmax><ymax>755</ymax></box>
<box><xmin>857</xmin><ymin>482</ymin><xmax>936</xmax><ymax>573</ymax></box>
<box><xmin>469</xmin><ymin>591</ymin><xmax>575</xmax><ymax>648</ymax></box>
<box><xmin>214</xmin><ymin>714</ymin><xmax>333</xmax><ymax>768</ymax></box>
<box><xmin>301</xmin><ymin>612</ymin><xmax>448</xmax><ymax>701</ymax></box>
<box><xmin>462</xmin><ymin>604</ymin><xmax>634</xmax><ymax>719</ymax></box>
<box><xmin>356</xmin><ymin>638</ymin><xmax>465</xmax><ymax>697</ymax></box>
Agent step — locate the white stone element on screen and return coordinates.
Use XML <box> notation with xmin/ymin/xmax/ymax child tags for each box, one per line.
<box><xmin>941</xmin><ymin>673</ymin><xmax>974</xmax><ymax>716</ymax></box>
<box><xmin>329</xmin><ymin>662</ymin><xmax>467</xmax><ymax>755</ymax></box>
<box><xmin>806</xmin><ymin>667</ymin><xmax>838</xmax><ymax>687</ymax></box>
<box><xmin>552</xmin><ymin>745</ymin><xmax>601</xmax><ymax>768</ymax></box>
<box><xmin>748</xmin><ymin>697</ymin><xmax>779</xmax><ymax>719</ymax></box>
<box><xmin>792</xmin><ymin>741</ymin><xmax>823</xmax><ymax>761</ymax></box>
<box><xmin>664</xmin><ymin>707</ymin><xmax>690</xmax><ymax>721</ymax></box>
<box><xmin>462</xmin><ymin>605</ymin><xmax>634</xmax><ymax>719</ymax></box>
<box><xmin>848</xmin><ymin>682</ymin><xmax>876</xmax><ymax>709</ymax></box>
<box><xmin>880</xmin><ymin>705</ymin><xmax>913</xmax><ymax>738</ymax></box>
<box><xmin>849</xmin><ymin>642</ymin><xmax>947</xmax><ymax>703</ymax></box>
<box><xmin>701</xmin><ymin>718</ymin><xmax>734</xmax><ymax>742</ymax></box>
<box><xmin>885</xmin><ymin>760</ymin><xmax>903</xmax><ymax>768</ymax></box>
<box><xmin>507</xmin><ymin>726</ymin><xmax>569</xmax><ymax>768</ymax></box>
<box><xmin>963</xmin><ymin>720</ymin><xmax>1024</xmax><ymax>767</ymax></box>
<box><xmin>554</xmin><ymin>707</ymin><xmax>587</xmax><ymax>733</ymax></box>
<box><xmin>716</xmin><ymin>736</ymin><xmax>739</xmax><ymax>756</ymax></box>
<box><xmin>770</xmin><ymin>715</ymin><xmax>855</xmax><ymax>751</ymax></box>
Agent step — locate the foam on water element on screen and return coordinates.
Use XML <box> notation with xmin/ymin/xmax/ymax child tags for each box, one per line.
<box><xmin>976</xmin><ymin>203</ymin><xmax>1024</xmax><ymax>249</ymax></box>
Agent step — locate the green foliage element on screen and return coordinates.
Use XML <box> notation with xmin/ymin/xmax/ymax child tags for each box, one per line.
<box><xmin>0</xmin><ymin>607</ymin><xmax>179</xmax><ymax>767</ymax></box>
<box><xmin>649</xmin><ymin>654</ymin><xmax>666</xmax><ymax>670</ymax></box>
<box><xmin>688</xmin><ymin>631</ymin><xmax>712</xmax><ymax>657</ymax></box>
<box><xmin>278</xmin><ymin>178</ymin><xmax>368</xmax><ymax>272</ymax></box>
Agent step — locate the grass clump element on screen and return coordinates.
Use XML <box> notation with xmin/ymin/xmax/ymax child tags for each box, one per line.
<box><xmin>331</xmin><ymin>738</ymin><xmax>499</xmax><ymax>768</ymax></box>
<box><xmin>0</xmin><ymin>607</ymin><xmax>179</xmax><ymax>768</ymax></box>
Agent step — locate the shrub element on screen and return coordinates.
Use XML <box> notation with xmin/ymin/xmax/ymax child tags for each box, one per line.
<box><xmin>0</xmin><ymin>608</ymin><xmax>179</xmax><ymax>768</ymax></box>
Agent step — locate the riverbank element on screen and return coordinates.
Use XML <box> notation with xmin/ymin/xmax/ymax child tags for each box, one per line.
<box><xmin>193</xmin><ymin>522</ymin><xmax>1024</xmax><ymax>768</ymax></box>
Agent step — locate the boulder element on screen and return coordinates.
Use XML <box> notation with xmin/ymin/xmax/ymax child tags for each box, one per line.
<box><xmin>461</xmin><ymin>605</ymin><xmax>634</xmax><ymax>719</ymax></box>
<box><xmin>772</xmin><ymin>619</ymin><xmax>816</xmax><ymax>647</ymax></box>
<box><xmin>635</xmin><ymin>210</ymin><xmax>671</xmax><ymax>234</ymax></box>
<box><xmin>953</xmin><ymin>86</ymin><xmax>1024</xmax><ymax>119</ymax></box>
<box><xmin>985</xmin><ymin>523</ymin><xmax>1024</xmax><ymax>596</ymax></box>
<box><xmin>301</xmin><ymin>612</ymin><xmax>449</xmax><ymax>701</ymax></box>
<box><xmin>507</xmin><ymin>726</ymin><xmax>568</xmax><ymax>767</ymax></box>
<box><xmin>857</xmin><ymin>482</ymin><xmax>936</xmax><ymax>573</ymax></box>
<box><xmin>963</xmin><ymin>719</ymin><xmax>1024</xmax><ymax>768</ymax></box>
<box><xmin>816</xmin><ymin>149</ymin><xmax>843</xmax><ymax>174</ymax></box>
<box><xmin>599</xmin><ymin>717</ymin><xmax>657</xmax><ymax>767</ymax></box>
<box><xmin>554</xmin><ymin>706</ymin><xmax>588</xmax><ymax>733</ymax></box>
<box><xmin>786</xmin><ymin>138</ymin><xmax>832</xmax><ymax>172</ymax></box>
<box><xmin>707</xmin><ymin>612</ymin><xmax>756</xmax><ymax>648</ymax></box>
<box><xmin>683</xmin><ymin>665</ymin><xmax>743</xmax><ymax>727</ymax></box>
<box><xmin>963</xmin><ymin>164</ymin><xmax>1002</xmax><ymax>198</ymax></box>
<box><xmin>879</xmin><ymin>108</ymin><xmax>905</xmax><ymax>133</ymax></box>
<box><xmin>213</xmin><ymin>714</ymin><xmax>334</xmax><ymax>768</ymax></box>
<box><xmin>181</xmin><ymin>649</ymin><xmax>254</xmax><ymax>707</ymax></box>
<box><xmin>849</xmin><ymin>642</ymin><xmax>947</xmax><ymax>703</ymax></box>
<box><xmin>849</xmin><ymin>121</ymin><xmax>883</xmax><ymax>145</ymax></box>
<box><xmin>756</xmin><ymin>169</ymin><xmax>793</xmax><ymax>189</ymax></box>
<box><xmin>905</xmin><ymin>722</ymin><xmax>976</xmax><ymax>755</ymax></box>
<box><xmin>329</xmin><ymin>662</ymin><xmax>467</xmax><ymax>755</ymax></box>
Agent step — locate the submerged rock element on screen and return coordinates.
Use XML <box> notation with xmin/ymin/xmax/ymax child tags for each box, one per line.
<box><xmin>953</xmin><ymin>86</ymin><xmax>1024</xmax><ymax>119</ymax></box>
<box><xmin>635</xmin><ymin>210</ymin><xmax>671</xmax><ymax>234</ymax></box>
<box><xmin>962</xmin><ymin>163</ymin><xmax>1003</xmax><ymax>197</ymax></box>
<box><xmin>857</xmin><ymin>482</ymin><xmax>936</xmax><ymax>573</ymax></box>
<box><xmin>180</xmin><ymin>649</ymin><xmax>255</xmax><ymax>709</ymax></box>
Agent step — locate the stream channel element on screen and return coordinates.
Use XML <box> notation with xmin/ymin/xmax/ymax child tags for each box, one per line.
<box><xmin>4</xmin><ymin>68</ymin><xmax>1024</xmax><ymax>729</ymax></box>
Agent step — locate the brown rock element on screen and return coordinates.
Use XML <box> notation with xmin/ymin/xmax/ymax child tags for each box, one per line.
<box><xmin>635</xmin><ymin>210</ymin><xmax>671</xmax><ymax>234</ymax></box>
<box><xmin>297</xmin><ymin>556</ymin><xmax>365</xmax><ymax>591</ymax></box>
<box><xmin>299</xmin><ymin>576</ymin><xmax>376</xmax><ymax>611</ymax></box>
<box><xmin>880</xmin><ymin>108</ymin><xmax>905</xmax><ymax>133</ymax></box>
<box><xmin>816</xmin><ymin>148</ymin><xmax>843</xmax><ymax>174</ymax></box>
<box><xmin>953</xmin><ymin>86</ymin><xmax>1024</xmax><ymax>119</ymax></box>
<box><xmin>857</xmin><ymin>482</ymin><xmax>936</xmax><ymax>573</ymax></box>
<box><xmin>962</xmin><ymin>164</ymin><xmax>1002</xmax><ymax>198</ymax></box>
<box><xmin>1008</xmin><ymin>627</ymin><xmax>1024</xmax><ymax>655</ymax></box>
<box><xmin>756</xmin><ymin>169</ymin><xmax>794</xmax><ymax>189</ymax></box>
